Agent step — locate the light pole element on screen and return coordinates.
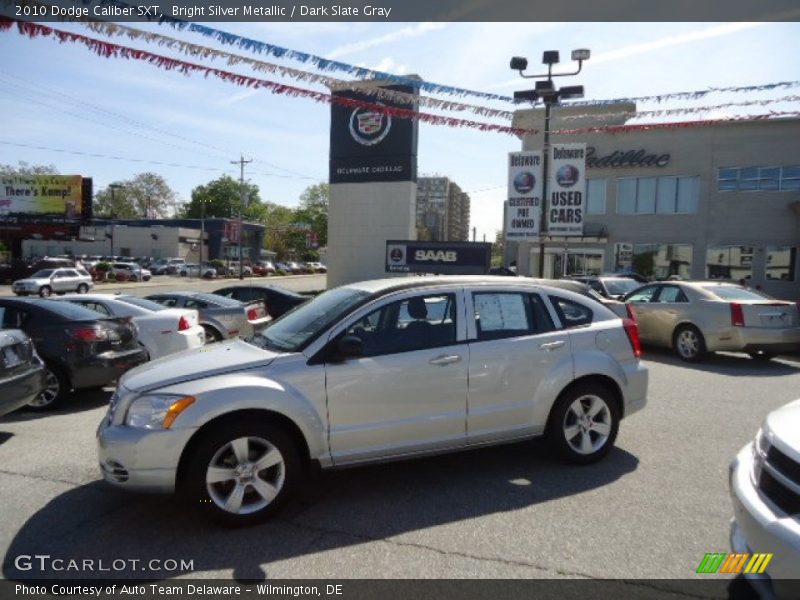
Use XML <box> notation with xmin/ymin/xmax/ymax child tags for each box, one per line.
<box><xmin>510</xmin><ymin>49</ymin><xmax>590</xmax><ymax>277</ymax></box>
<box><xmin>230</xmin><ymin>155</ymin><xmax>252</xmax><ymax>280</ymax></box>
<box><xmin>108</xmin><ymin>183</ymin><xmax>123</xmax><ymax>258</ymax></box>
<box><xmin>199</xmin><ymin>198</ymin><xmax>206</xmax><ymax>268</ymax></box>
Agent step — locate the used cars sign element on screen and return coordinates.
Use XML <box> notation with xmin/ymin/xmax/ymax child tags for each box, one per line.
<box><xmin>385</xmin><ymin>241</ymin><xmax>491</xmax><ymax>274</ymax></box>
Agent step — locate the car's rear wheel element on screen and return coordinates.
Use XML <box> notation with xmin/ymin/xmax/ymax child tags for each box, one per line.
<box><xmin>546</xmin><ymin>382</ymin><xmax>619</xmax><ymax>464</ymax></box>
<box><xmin>38</xmin><ymin>285</ymin><xmax>52</xmax><ymax>298</ymax></box>
<box><xmin>202</xmin><ymin>325</ymin><xmax>222</xmax><ymax>344</ymax></box>
<box><xmin>28</xmin><ymin>364</ymin><xmax>69</xmax><ymax>410</ymax></box>
<box><xmin>184</xmin><ymin>421</ymin><xmax>300</xmax><ymax>525</ymax></box>
<box><xmin>673</xmin><ymin>325</ymin><xmax>707</xmax><ymax>362</ymax></box>
<box><xmin>77</xmin><ymin>283</ymin><xmax>89</xmax><ymax>294</ymax></box>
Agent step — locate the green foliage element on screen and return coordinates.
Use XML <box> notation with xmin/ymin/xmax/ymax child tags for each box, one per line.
<box><xmin>0</xmin><ymin>161</ymin><xmax>60</xmax><ymax>176</ymax></box>
<box><xmin>275</xmin><ymin>269</ymin><xmax>287</xmax><ymax>276</ymax></box>
<box><xmin>210</xmin><ymin>259</ymin><xmax>225</xmax><ymax>270</ymax></box>
<box><xmin>185</xmin><ymin>175</ymin><xmax>262</xmax><ymax>220</ymax></box>
<box><xmin>106</xmin><ymin>272</ymin><xmax>117</xmax><ymax>281</ymax></box>
<box><xmin>95</xmin><ymin>262</ymin><xmax>112</xmax><ymax>272</ymax></box>
<box><xmin>94</xmin><ymin>173</ymin><xmax>177</xmax><ymax>218</ymax></box>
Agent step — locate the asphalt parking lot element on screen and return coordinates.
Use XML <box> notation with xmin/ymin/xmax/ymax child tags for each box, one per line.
<box><xmin>1</xmin><ymin>334</ymin><xmax>798</xmax><ymax>584</ymax></box>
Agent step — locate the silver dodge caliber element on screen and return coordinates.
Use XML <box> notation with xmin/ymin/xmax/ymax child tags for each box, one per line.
<box><xmin>98</xmin><ymin>276</ymin><xmax>648</xmax><ymax>525</ymax></box>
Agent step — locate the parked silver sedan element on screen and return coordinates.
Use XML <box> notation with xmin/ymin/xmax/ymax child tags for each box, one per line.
<box><xmin>99</xmin><ymin>276</ymin><xmax>648</xmax><ymax>525</ymax></box>
<box><xmin>624</xmin><ymin>281</ymin><xmax>800</xmax><ymax>361</ymax></box>
<box><xmin>144</xmin><ymin>291</ymin><xmax>269</xmax><ymax>343</ymax></box>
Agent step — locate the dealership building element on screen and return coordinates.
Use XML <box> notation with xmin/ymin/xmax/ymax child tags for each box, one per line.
<box><xmin>510</xmin><ymin>106</ymin><xmax>800</xmax><ymax>300</ymax></box>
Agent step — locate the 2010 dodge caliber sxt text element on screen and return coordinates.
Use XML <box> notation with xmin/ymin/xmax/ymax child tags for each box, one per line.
<box><xmin>98</xmin><ymin>276</ymin><xmax>648</xmax><ymax>525</ymax></box>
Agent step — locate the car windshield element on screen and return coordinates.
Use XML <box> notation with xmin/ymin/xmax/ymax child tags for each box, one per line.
<box><xmin>700</xmin><ymin>285</ymin><xmax>773</xmax><ymax>301</ymax></box>
<box><xmin>117</xmin><ymin>296</ymin><xmax>167</xmax><ymax>312</ymax></box>
<box><xmin>30</xmin><ymin>269</ymin><xmax>54</xmax><ymax>278</ymax></box>
<box><xmin>604</xmin><ymin>279</ymin><xmax>641</xmax><ymax>295</ymax></box>
<box><xmin>249</xmin><ymin>287</ymin><xmax>371</xmax><ymax>352</ymax></box>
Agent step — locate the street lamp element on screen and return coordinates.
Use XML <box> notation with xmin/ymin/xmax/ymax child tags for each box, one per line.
<box><xmin>510</xmin><ymin>49</ymin><xmax>590</xmax><ymax>277</ymax></box>
<box><xmin>107</xmin><ymin>183</ymin><xmax>123</xmax><ymax>258</ymax></box>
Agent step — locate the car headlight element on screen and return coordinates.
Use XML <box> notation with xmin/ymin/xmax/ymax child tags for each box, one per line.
<box><xmin>125</xmin><ymin>395</ymin><xmax>195</xmax><ymax>430</ymax></box>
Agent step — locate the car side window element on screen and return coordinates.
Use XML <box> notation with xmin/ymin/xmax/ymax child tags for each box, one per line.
<box><xmin>344</xmin><ymin>293</ymin><xmax>457</xmax><ymax>357</ymax></box>
<box><xmin>63</xmin><ymin>270</ymin><xmax>79</xmax><ymax>277</ymax></box>
<box><xmin>185</xmin><ymin>299</ymin><xmax>208</xmax><ymax>309</ymax></box>
<box><xmin>83</xmin><ymin>301</ymin><xmax>111</xmax><ymax>316</ymax></box>
<box><xmin>549</xmin><ymin>296</ymin><xmax>593</xmax><ymax>328</ymax></box>
<box><xmin>76</xmin><ymin>269</ymin><xmax>90</xmax><ymax>277</ymax></box>
<box><xmin>0</xmin><ymin>306</ymin><xmax>27</xmax><ymax>328</ymax></box>
<box><xmin>151</xmin><ymin>296</ymin><xmax>178</xmax><ymax>307</ymax></box>
<box><xmin>472</xmin><ymin>292</ymin><xmax>554</xmax><ymax>341</ymax></box>
<box><xmin>656</xmin><ymin>285</ymin><xmax>689</xmax><ymax>303</ymax></box>
<box><xmin>587</xmin><ymin>280</ymin><xmax>605</xmax><ymax>294</ymax></box>
<box><xmin>216</xmin><ymin>289</ymin><xmax>235</xmax><ymax>299</ymax></box>
<box><xmin>626</xmin><ymin>286</ymin><xmax>658</xmax><ymax>303</ymax></box>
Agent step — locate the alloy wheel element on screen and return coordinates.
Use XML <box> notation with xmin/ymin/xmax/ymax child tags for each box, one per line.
<box><xmin>29</xmin><ymin>369</ymin><xmax>60</xmax><ymax>408</ymax></box>
<box><xmin>205</xmin><ymin>436</ymin><xmax>285</xmax><ymax>515</ymax></box>
<box><xmin>562</xmin><ymin>394</ymin><xmax>612</xmax><ymax>455</ymax></box>
<box><xmin>676</xmin><ymin>329</ymin><xmax>699</xmax><ymax>359</ymax></box>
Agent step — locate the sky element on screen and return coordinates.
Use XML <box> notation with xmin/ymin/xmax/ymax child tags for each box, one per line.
<box><xmin>1</xmin><ymin>20</ymin><xmax>799</xmax><ymax>243</ymax></box>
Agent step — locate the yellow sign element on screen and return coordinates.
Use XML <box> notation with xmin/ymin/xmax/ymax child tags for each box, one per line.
<box><xmin>0</xmin><ymin>175</ymin><xmax>83</xmax><ymax>217</ymax></box>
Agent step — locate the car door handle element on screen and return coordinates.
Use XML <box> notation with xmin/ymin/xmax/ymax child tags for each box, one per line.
<box><xmin>429</xmin><ymin>354</ymin><xmax>462</xmax><ymax>366</ymax></box>
<box><xmin>539</xmin><ymin>340</ymin><xmax>566</xmax><ymax>351</ymax></box>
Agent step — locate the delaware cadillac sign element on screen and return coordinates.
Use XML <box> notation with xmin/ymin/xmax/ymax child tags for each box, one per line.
<box><xmin>386</xmin><ymin>241</ymin><xmax>491</xmax><ymax>275</ymax></box>
<box><xmin>330</xmin><ymin>86</ymin><xmax>419</xmax><ymax>184</ymax></box>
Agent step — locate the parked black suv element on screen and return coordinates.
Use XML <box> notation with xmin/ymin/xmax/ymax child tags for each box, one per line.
<box><xmin>0</xmin><ymin>298</ymin><xmax>148</xmax><ymax>409</ymax></box>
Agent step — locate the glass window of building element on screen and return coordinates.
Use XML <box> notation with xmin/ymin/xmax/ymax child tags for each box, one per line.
<box><xmin>765</xmin><ymin>247</ymin><xmax>796</xmax><ymax>281</ymax></box>
<box><xmin>632</xmin><ymin>244</ymin><xmax>693</xmax><ymax>280</ymax></box>
<box><xmin>706</xmin><ymin>246</ymin><xmax>754</xmax><ymax>281</ymax></box>
<box><xmin>586</xmin><ymin>179</ymin><xmax>606</xmax><ymax>214</ymax></box>
<box><xmin>617</xmin><ymin>176</ymin><xmax>698</xmax><ymax>214</ymax></box>
<box><xmin>718</xmin><ymin>166</ymin><xmax>800</xmax><ymax>192</ymax></box>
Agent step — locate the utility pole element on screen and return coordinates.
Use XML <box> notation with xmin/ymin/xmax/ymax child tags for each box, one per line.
<box><xmin>230</xmin><ymin>155</ymin><xmax>253</xmax><ymax>280</ymax></box>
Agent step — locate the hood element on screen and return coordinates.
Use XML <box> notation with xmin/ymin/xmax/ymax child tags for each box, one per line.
<box><xmin>120</xmin><ymin>338</ymin><xmax>281</xmax><ymax>393</ymax></box>
<box><xmin>15</xmin><ymin>277</ymin><xmax>47</xmax><ymax>285</ymax></box>
<box><xmin>765</xmin><ymin>398</ymin><xmax>800</xmax><ymax>459</ymax></box>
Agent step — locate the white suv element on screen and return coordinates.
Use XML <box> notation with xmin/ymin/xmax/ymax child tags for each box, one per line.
<box><xmin>13</xmin><ymin>267</ymin><xmax>93</xmax><ymax>297</ymax></box>
<box><xmin>98</xmin><ymin>276</ymin><xmax>648</xmax><ymax>525</ymax></box>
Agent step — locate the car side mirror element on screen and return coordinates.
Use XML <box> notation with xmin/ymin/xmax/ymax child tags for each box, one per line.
<box><xmin>336</xmin><ymin>335</ymin><xmax>363</xmax><ymax>359</ymax></box>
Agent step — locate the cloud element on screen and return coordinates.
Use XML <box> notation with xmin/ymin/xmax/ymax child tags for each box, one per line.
<box><xmin>217</xmin><ymin>88</ymin><xmax>262</xmax><ymax>107</ymax></box>
<box><xmin>361</xmin><ymin>57</ymin><xmax>410</xmax><ymax>76</ymax></box>
<box><xmin>326</xmin><ymin>22</ymin><xmax>446</xmax><ymax>59</ymax></box>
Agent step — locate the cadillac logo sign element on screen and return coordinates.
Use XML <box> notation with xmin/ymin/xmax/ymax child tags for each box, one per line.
<box><xmin>349</xmin><ymin>104</ymin><xmax>392</xmax><ymax>146</ymax></box>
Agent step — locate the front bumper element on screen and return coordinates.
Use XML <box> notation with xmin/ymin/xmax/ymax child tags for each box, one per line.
<box><xmin>71</xmin><ymin>347</ymin><xmax>148</xmax><ymax>389</ymax></box>
<box><xmin>97</xmin><ymin>418</ymin><xmax>197</xmax><ymax>494</ymax></box>
<box><xmin>729</xmin><ymin>443</ymin><xmax>800</xmax><ymax>599</ymax></box>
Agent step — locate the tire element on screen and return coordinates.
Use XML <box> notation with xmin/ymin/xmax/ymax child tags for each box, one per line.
<box><xmin>748</xmin><ymin>350</ymin><xmax>777</xmax><ymax>361</ymax></box>
<box><xmin>77</xmin><ymin>283</ymin><xmax>89</xmax><ymax>294</ymax></box>
<box><xmin>546</xmin><ymin>382</ymin><xmax>620</xmax><ymax>464</ymax></box>
<box><xmin>672</xmin><ymin>324</ymin><xmax>707</xmax><ymax>362</ymax></box>
<box><xmin>39</xmin><ymin>285</ymin><xmax>52</xmax><ymax>298</ymax></box>
<box><xmin>202</xmin><ymin>325</ymin><xmax>223</xmax><ymax>344</ymax></box>
<box><xmin>28</xmin><ymin>364</ymin><xmax>70</xmax><ymax>411</ymax></box>
<box><xmin>183</xmin><ymin>421</ymin><xmax>301</xmax><ymax>526</ymax></box>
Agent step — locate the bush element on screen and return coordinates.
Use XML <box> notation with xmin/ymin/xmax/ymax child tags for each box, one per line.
<box><xmin>210</xmin><ymin>259</ymin><xmax>225</xmax><ymax>271</ymax></box>
<box><xmin>106</xmin><ymin>272</ymin><xmax>117</xmax><ymax>281</ymax></box>
<box><xmin>95</xmin><ymin>262</ymin><xmax>112</xmax><ymax>272</ymax></box>
<box><xmin>275</xmin><ymin>269</ymin><xmax>287</xmax><ymax>277</ymax></box>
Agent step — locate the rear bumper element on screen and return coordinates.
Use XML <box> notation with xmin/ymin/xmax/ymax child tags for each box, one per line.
<box><xmin>70</xmin><ymin>347</ymin><xmax>148</xmax><ymax>389</ymax></box>
<box><xmin>0</xmin><ymin>365</ymin><xmax>45</xmax><ymax>417</ymax></box>
<box><xmin>729</xmin><ymin>444</ymin><xmax>800</xmax><ymax>599</ymax></box>
<box><xmin>711</xmin><ymin>327</ymin><xmax>800</xmax><ymax>353</ymax></box>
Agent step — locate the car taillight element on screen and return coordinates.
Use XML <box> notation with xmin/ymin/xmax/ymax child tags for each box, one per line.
<box><xmin>730</xmin><ymin>303</ymin><xmax>745</xmax><ymax>327</ymax></box>
<box><xmin>622</xmin><ymin>318</ymin><xmax>642</xmax><ymax>359</ymax></box>
<box><xmin>69</xmin><ymin>326</ymin><xmax>108</xmax><ymax>342</ymax></box>
<box><xmin>247</xmin><ymin>307</ymin><xmax>263</xmax><ymax>321</ymax></box>
<box><xmin>625</xmin><ymin>304</ymin><xmax>636</xmax><ymax>322</ymax></box>
<box><xmin>178</xmin><ymin>316</ymin><xmax>191</xmax><ymax>331</ymax></box>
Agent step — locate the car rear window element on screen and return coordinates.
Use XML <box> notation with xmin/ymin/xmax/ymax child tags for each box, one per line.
<box><xmin>117</xmin><ymin>296</ymin><xmax>167</xmax><ymax>312</ymax></box>
<box><xmin>192</xmin><ymin>293</ymin><xmax>242</xmax><ymax>307</ymax></box>
<box><xmin>699</xmin><ymin>285</ymin><xmax>773</xmax><ymax>301</ymax></box>
<box><xmin>603</xmin><ymin>279</ymin><xmax>641</xmax><ymax>296</ymax></box>
<box><xmin>549</xmin><ymin>296</ymin><xmax>594</xmax><ymax>328</ymax></box>
<box><xmin>36</xmin><ymin>300</ymin><xmax>109</xmax><ymax>321</ymax></box>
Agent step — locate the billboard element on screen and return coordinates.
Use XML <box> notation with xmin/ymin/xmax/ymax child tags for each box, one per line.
<box><xmin>386</xmin><ymin>240</ymin><xmax>491</xmax><ymax>275</ymax></box>
<box><xmin>0</xmin><ymin>175</ymin><xmax>83</xmax><ymax>218</ymax></box>
<box><xmin>329</xmin><ymin>86</ymin><xmax>419</xmax><ymax>184</ymax></box>
<box><xmin>547</xmin><ymin>144</ymin><xmax>587</xmax><ymax>236</ymax></box>
<box><xmin>506</xmin><ymin>151</ymin><xmax>543</xmax><ymax>240</ymax></box>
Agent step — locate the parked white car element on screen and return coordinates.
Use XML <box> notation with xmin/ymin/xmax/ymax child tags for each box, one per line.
<box><xmin>98</xmin><ymin>276</ymin><xmax>647</xmax><ymax>525</ymax></box>
<box><xmin>56</xmin><ymin>294</ymin><xmax>205</xmax><ymax>360</ymax></box>
<box><xmin>111</xmin><ymin>262</ymin><xmax>152</xmax><ymax>282</ymax></box>
<box><xmin>178</xmin><ymin>263</ymin><xmax>217</xmax><ymax>279</ymax></box>
<box><xmin>12</xmin><ymin>267</ymin><xmax>93</xmax><ymax>297</ymax></box>
<box><xmin>730</xmin><ymin>399</ymin><xmax>800</xmax><ymax>599</ymax></box>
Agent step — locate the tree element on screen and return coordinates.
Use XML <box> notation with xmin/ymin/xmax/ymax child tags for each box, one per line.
<box><xmin>94</xmin><ymin>172</ymin><xmax>177</xmax><ymax>218</ymax></box>
<box><xmin>295</xmin><ymin>182</ymin><xmax>328</xmax><ymax>247</ymax></box>
<box><xmin>184</xmin><ymin>175</ymin><xmax>262</xmax><ymax>220</ymax></box>
<box><xmin>0</xmin><ymin>161</ymin><xmax>59</xmax><ymax>176</ymax></box>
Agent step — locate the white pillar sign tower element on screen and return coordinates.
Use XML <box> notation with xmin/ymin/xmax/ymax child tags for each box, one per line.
<box><xmin>327</xmin><ymin>80</ymin><xmax>420</xmax><ymax>287</ymax></box>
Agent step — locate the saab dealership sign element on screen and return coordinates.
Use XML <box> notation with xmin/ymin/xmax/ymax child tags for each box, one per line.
<box><xmin>386</xmin><ymin>241</ymin><xmax>491</xmax><ymax>275</ymax></box>
<box><xmin>548</xmin><ymin>143</ymin><xmax>587</xmax><ymax>236</ymax></box>
<box><xmin>506</xmin><ymin>151</ymin><xmax>543</xmax><ymax>240</ymax></box>
<box><xmin>329</xmin><ymin>86</ymin><xmax>419</xmax><ymax>184</ymax></box>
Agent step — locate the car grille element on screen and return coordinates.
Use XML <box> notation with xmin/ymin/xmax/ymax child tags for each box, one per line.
<box><xmin>101</xmin><ymin>460</ymin><xmax>129</xmax><ymax>483</ymax></box>
<box><xmin>755</xmin><ymin>436</ymin><xmax>800</xmax><ymax>517</ymax></box>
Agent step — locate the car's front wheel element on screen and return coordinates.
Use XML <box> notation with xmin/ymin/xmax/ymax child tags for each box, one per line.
<box><xmin>184</xmin><ymin>421</ymin><xmax>300</xmax><ymax>525</ymax></box>
<box><xmin>77</xmin><ymin>283</ymin><xmax>89</xmax><ymax>294</ymax></box>
<box><xmin>673</xmin><ymin>324</ymin><xmax>707</xmax><ymax>362</ymax></box>
<box><xmin>546</xmin><ymin>382</ymin><xmax>619</xmax><ymax>464</ymax></box>
<box><xmin>38</xmin><ymin>285</ymin><xmax>52</xmax><ymax>298</ymax></box>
